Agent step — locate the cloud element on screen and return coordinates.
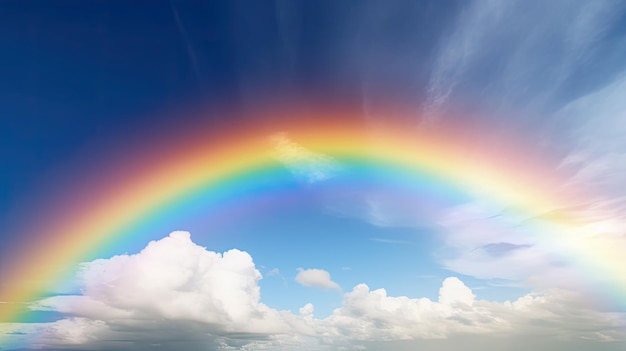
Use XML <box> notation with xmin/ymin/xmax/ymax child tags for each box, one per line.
<box><xmin>438</xmin><ymin>277</ymin><xmax>475</xmax><ymax>306</ymax></box>
<box><xmin>319</xmin><ymin>181</ymin><xmax>457</xmax><ymax>230</ymax></box>
<box><xmin>269</xmin><ymin>133</ymin><xmax>433</xmax><ymax>231</ymax></box>
<box><xmin>8</xmin><ymin>233</ymin><xmax>624</xmax><ymax>350</ymax></box>
<box><xmin>556</xmin><ymin>74</ymin><xmax>626</xmax><ymax>221</ymax></box>
<box><xmin>29</xmin><ymin>232</ymin><xmax>296</xmax><ymax>343</ymax></box>
<box><xmin>267</xmin><ymin>268</ymin><xmax>281</xmax><ymax>276</ymax></box>
<box><xmin>422</xmin><ymin>0</ymin><xmax>626</xmax><ymax>121</ymax></box>
<box><xmin>421</xmin><ymin>0</ymin><xmax>506</xmax><ymax>122</ymax></box>
<box><xmin>324</xmin><ymin>278</ymin><xmax>626</xmax><ymax>343</ymax></box>
<box><xmin>270</xmin><ymin>132</ymin><xmax>341</xmax><ymax>184</ymax></box>
<box><xmin>425</xmin><ymin>69</ymin><xmax>626</xmax><ymax>293</ymax></box>
<box><xmin>407</xmin><ymin>0</ymin><xmax>626</xmax><ymax>302</ymax></box>
<box><xmin>432</xmin><ymin>199</ymin><xmax>624</xmax><ymax>296</ymax></box>
<box><xmin>259</xmin><ymin>1</ymin><xmax>626</xmax><ymax>304</ymax></box>
<box><xmin>17</xmin><ymin>232</ymin><xmax>330</xmax><ymax>350</ymax></box>
<box><xmin>295</xmin><ymin>268</ymin><xmax>342</xmax><ymax>291</ymax></box>
<box><xmin>269</xmin><ymin>134</ymin><xmax>455</xmax><ymax>230</ymax></box>
<box><xmin>323</xmin><ymin>278</ymin><xmax>485</xmax><ymax>341</ymax></box>
<box><xmin>368</xmin><ymin>238</ymin><xmax>411</xmax><ymax>245</ymax></box>
<box><xmin>38</xmin><ymin>318</ymin><xmax>108</xmax><ymax>345</ymax></box>
<box><xmin>299</xmin><ymin>303</ymin><xmax>315</xmax><ymax>319</ymax></box>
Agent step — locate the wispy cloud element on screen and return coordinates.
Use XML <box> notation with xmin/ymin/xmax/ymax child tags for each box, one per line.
<box><xmin>422</xmin><ymin>0</ymin><xmax>626</xmax><ymax>122</ymax></box>
<box><xmin>270</xmin><ymin>132</ymin><xmax>341</xmax><ymax>184</ymax></box>
<box><xmin>402</xmin><ymin>0</ymin><xmax>626</xmax><ymax>303</ymax></box>
<box><xmin>368</xmin><ymin>238</ymin><xmax>412</xmax><ymax>245</ymax></box>
<box><xmin>267</xmin><ymin>268</ymin><xmax>281</xmax><ymax>277</ymax></box>
<box><xmin>422</xmin><ymin>0</ymin><xmax>507</xmax><ymax>123</ymax></box>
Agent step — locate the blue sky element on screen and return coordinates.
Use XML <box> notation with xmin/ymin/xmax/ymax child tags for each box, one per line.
<box><xmin>2</xmin><ymin>1</ymin><xmax>626</xmax><ymax>350</ymax></box>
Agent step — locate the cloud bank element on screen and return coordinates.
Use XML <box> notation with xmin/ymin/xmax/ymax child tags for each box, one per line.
<box><xmin>3</xmin><ymin>232</ymin><xmax>623</xmax><ymax>350</ymax></box>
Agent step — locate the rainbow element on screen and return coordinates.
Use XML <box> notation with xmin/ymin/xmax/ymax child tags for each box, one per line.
<box><xmin>1</xmin><ymin>107</ymin><xmax>624</xmax><ymax>344</ymax></box>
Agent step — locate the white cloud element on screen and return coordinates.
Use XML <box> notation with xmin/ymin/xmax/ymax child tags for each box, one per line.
<box><xmin>432</xmin><ymin>197</ymin><xmax>626</xmax><ymax>298</ymax></box>
<box><xmin>434</xmin><ymin>201</ymin><xmax>548</xmax><ymax>281</ymax></box>
<box><xmin>438</xmin><ymin>277</ymin><xmax>475</xmax><ymax>306</ymax></box>
<box><xmin>422</xmin><ymin>0</ymin><xmax>625</xmax><ymax>121</ymax></box>
<box><xmin>320</xmin><ymin>183</ymin><xmax>455</xmax><ymax>230</ymax></box>
<box><xmin>411</xmin><ymin>0</ymin><xmax>626</xmax><ymax>300</ymax></box>
<box><xmin>39</xmin><ymin>318</ymin><xmax>108</xmax><ymax>345</ymax></box>
<box><xmin>425</xmin><ymin>72</ymin><xmax>626</xmax><ymax>294</ymax></box>
<box><xmin>323</xmin><ymin>278</ymin><xmax>625</xmax><ymax>343</ymax></box>
<box><xmin>269</xmin><ymin>132</ymin><xmax>436</xmax><ymax>232</ymax></box>
<box><xmin>299</xmin><ymin>303</ymin><xmax>315</xmax><ymax>319</ymax></box>
<box><xmin>269</xmin><ymin>134</ymin><xmax>456</xmax><ymax>230</ymax></box>
<box><xmin>267</xmin><ymin>268</ymin><xmax>281</xmax><ymax>277</ymax></box>
<box><xmin>368</xmin><ymin>238</ymin><xmax>411</xmax><ymax>245</ymax></box>
<box><xmin>295</xmin><ymin>268</ymin><xmax>342</xmax><ymax>291</ymax></box>
<box><xmin>31</xmin><ymin>231</ymin><xmax>291</xmax><ymax>335</ymax></box>
<box><xmin>422</xmin><ymin>0</ymin><xmax>507</xmax><ymax>122</ymax></box>
<box><xmin>556</xmin><ymin>74</ymin><xmax>626</xmax><ymax>222</ymax></box>
<box><xmin>270</xmin><ymin>132</ymin><xmax>341</xmax><ymax>183</ymax></box>
<box><xmin>8</xmin><ymin>233</ymin><xmax>624</xmax><ymax>350</ymax></box>
<box><xmin>323</xmin><ymin>278</ymin><xmax>489</xmax><ymax>341</ymax></box>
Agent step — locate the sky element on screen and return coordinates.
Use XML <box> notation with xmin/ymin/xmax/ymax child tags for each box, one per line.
<box><xmin>1</xmin><ymin>0</ymin><xmax>626</xmax><ymax>350</ymax></box>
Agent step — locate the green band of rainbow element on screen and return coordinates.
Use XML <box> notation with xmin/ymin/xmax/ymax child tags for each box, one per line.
<box><xmin>1</xmin><ymin>113</ymin><xmax>623</xmax><ymax>336</ymax></box>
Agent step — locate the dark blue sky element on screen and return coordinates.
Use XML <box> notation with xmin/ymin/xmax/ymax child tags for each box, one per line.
<box><xmin>0</xmin><ymin>0</ymin><xmax>459</xmax><ymax>219</ymax></box>
<box><xmin>1</xmin><ymin>1</ymin><xmax>238</xmax><ymax>216</ymax></box>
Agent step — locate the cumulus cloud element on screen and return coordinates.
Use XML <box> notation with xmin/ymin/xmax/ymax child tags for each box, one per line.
<box><xmin>7</xmin><ymin>232</ymin><xmax>624</xmax><ymax>351</ymax></box>
<box><xmin>438</xmin><ymin>277</ymin><xmax>475</xmax><ymax>306</ymax></box>
<box><xmin>322</xmin><ymin>277</ymin><xmax>626</xmax><ymax>344</ymax></box>
<box><xmin>295</xmin><ymin>268</ymin><xmax>342</xmax><ymax>291</ymax></box>
<box><xmin>58</xmin><ymin>231</ymin><xmax>285</xmax><ymax>333</ymax></box>
<box><xmin>341</xmin><ymin>279</ymin><xmax>489</xmax><ymax>340</ymax></box>
<box><xmin>299</xmin><ymin>303</ymin><xmax>315</xmax><ymax>319</ymax></box>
